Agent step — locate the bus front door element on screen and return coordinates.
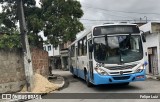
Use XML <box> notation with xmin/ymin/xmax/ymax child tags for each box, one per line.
<box><xmin>75</xmin><ymin>47</ymin><xmax>79</xmax><ymax>76</ymax></box>
<box><xmin>88</xmin><ymin>40</ymin><xmax>94</xmax><ymax>81</ymax></box>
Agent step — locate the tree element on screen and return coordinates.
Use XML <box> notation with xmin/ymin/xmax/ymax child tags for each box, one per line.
<box><xmin>0</xmin><ymin>32</ymin><xmax>21</xmax><ymax>49</ymax></box>
<box><xmin>41</xmin><ymin>0</ymin><xmax>84</xmax><ymax>46</ymax></box>
<box><xmin>0</xmin><ymin>0</ymin><xmax>84</xmax><ymax>47</ymax></box>
<box><xmin>0</xmin><ymin>0</ymin><xmax>35</xmax><ymax>91</ymax></box>
<box><xmin>0</xmin><ymin>0</ymin><xmax>43</xmax><ymax>47</ymax></box>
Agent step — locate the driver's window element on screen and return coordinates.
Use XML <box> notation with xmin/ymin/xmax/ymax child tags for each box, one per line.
<box><xmin>130</xmin><ymin>37</ymin><xmax>140</xmax><ymax>51</ymax></box>
<box><xmin>107</xmin><ymin>36</ymin><xmax>119</xmax><ymax>49</ymax></box>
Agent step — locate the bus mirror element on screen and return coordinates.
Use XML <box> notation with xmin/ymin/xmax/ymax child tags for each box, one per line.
<box><xmin>142</xmin><ymin>33</ymin><xmax>146</xmax><ymax>42</ymax></box>
<box><xmin>89</xmin><ymin>44</ymin><xmax>93</xmax><ymax>52</ymax></box>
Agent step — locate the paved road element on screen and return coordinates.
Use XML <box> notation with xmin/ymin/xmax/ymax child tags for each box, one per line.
<box><xmin>28</xmin><ymin>70</ymin><xmax>160</xmax><ymax>102</ymax></box>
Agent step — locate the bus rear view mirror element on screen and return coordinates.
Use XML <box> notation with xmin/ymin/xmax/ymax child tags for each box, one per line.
<box><xmin>89</xmin><ymin>44</ymin><xmax>93</xmax><ymax>52</ymax></box>
<box><xmin>142</xmin><ymin>33</ymin><xmax>146</xmax><ymax>42</ymax></box>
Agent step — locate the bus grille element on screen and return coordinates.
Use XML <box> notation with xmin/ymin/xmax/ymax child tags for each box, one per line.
<box><xmin>106</xmin><ymin>64</ymin><xmax>137</xmax><ymax>70</ymax></box>
<box><xmin>113</xmin><ymin>76</ymin><xmax>130</xmax><ymax>80</ymax></box>
<box><xmin>110</xmin><ymin>71</ymin><xmax>132</xmax><ymax>75</ymax></box>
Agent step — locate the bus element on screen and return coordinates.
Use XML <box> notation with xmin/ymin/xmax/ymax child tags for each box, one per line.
<box><xmin>68</xmin><ymin>23</ymin><xmax>147</xmax><ymax>87</ymax></box>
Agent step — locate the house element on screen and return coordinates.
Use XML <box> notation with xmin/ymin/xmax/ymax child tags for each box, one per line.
<box><xmin>140</xmin><ymin>22</ymin><xmax>160</xmax><ymax>76</ymax></box>
<box><xmin>59</xmin><ymin>41</ymin><xmax>72</xmax><ymax>70</ymax></box>
<box><xmin>43</xmin><ymin>44</ymin><xmax>61</xmax><ymax>69</ymax></box>
<box><xmin>43</xmin><ymin>41</ymin><xmax>71</xmax><ymax>70</ymax></box>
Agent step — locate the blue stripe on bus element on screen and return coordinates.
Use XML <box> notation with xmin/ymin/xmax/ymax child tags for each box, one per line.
<box><xmin>70</xmin><ymin>67</ymin><xmax>146</xmax><ymax>85</ymax></box>
<box><xmin>93</xmin><ymin>69</ymin><xmax>146</xmax><ymax>85</ymax></box>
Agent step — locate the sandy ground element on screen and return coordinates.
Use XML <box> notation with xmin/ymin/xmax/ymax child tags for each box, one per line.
<box><xmin>21</xmin><ymin>73</ymin><xmax>60</xmax><ymax>93</ymax></box>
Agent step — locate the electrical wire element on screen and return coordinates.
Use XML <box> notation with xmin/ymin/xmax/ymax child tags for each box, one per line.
<box><xmin>82</xmin><ymin>4</ymin><xmax>160</xmax><ymax>15</ymax></box>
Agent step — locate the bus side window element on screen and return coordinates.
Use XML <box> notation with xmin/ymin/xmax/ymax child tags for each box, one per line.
<box><xmin>71</xmin><ymin>44</ymin><xmax>75</xmax><ymax>57</ymax></box>
<box><xmin>78</xmin><ymin>36</ymin><xmax>87</xmax><ymax>56</ymax></box>
<box><xmin>83</xmin><ymin>37</ymin><xmax>87</xmax><ymax>55</ymax></box>
<box><xmin>88</xmin><ymin>40</ymin><xmax>92</xmax><ymax>59</ymax></box>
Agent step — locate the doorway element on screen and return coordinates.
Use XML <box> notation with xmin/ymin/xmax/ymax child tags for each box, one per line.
<box><xmin>148</xmin><ymin>47</ymin><xmax>159</xmax><ymax>75</ymax></box>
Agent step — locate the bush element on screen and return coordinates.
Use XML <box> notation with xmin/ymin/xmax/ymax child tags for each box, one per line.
<box><xmin>0</xmin><ymin>33</ymin><xmax>21</xmax><ymax>49</ymax></box>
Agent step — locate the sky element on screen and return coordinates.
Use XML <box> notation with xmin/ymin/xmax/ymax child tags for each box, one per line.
<box><xmin>1</xmin><ymin>0</ymin><xmax>160</xmax><ymax>40</ymax></box>
<box><xmin>78</xmin><ymin>0</ymin><xmax>160</xmax><ymax>28</ymax></box>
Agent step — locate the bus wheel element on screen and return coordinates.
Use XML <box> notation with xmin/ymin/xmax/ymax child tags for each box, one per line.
<box><xmin>70</xmin><ymin>66</ymin><xmax>76</xmax><ymax>78</ymax></box>
<box><xmin>70</xmin><ymin>66</ymin><xmax>74</xmax><ymax>73</ymax></box>
<box><xmin>85</xmin><ymin>72</ymin><xmax>92</xmax><ymax>87</ymax></box>
<box><xmin>73</xmin><ymin>74</ymin><xmax>77</xmax><ymax>78</ymax></box>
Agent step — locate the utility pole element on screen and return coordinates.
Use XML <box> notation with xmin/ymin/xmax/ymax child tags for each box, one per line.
<box><xmin>17</xmin><ymin>0</ymin><xmax>34</xmax><ymax>92</ymax></box>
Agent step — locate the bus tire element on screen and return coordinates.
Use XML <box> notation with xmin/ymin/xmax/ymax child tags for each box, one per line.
<box><xmin>70</xmin><ymin>66</ymin><xmax>77</xmax><ymax>78</ymax></box>
<box><xmin>84</xmin><ymin>71</ymin><xmax>92</xmax><ymax>87</ymax></box>
<box><xmin>70</xmin><ymin>66</ymin><xmax>74</xmax><ymax>73</ymax></box>
<box><xmin>73</xmin><ymin>74</ymin><xmax>77</xmax><ymax>78</ymax></box>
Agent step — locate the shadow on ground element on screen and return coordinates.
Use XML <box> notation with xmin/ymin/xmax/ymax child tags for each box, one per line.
<box><xmin>70</xmin><ymin>75</ymin><xmax>142</xmax><ymax>92</ymax></box>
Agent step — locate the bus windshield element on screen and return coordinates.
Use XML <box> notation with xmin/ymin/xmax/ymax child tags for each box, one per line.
<box><xmin>94</xmin><ymin>35</ymin><xmax>143</xmax><ymax>64</ymax></box>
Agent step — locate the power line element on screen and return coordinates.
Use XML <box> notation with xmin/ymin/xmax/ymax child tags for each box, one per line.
<box><xmin>82</xmin><ymin>4</ymin><xmax>160</xmax><ymax>15</ymax></box>
<box><xmin>81</xmin><ymin>19</ymin><xmax>132</xmax><ymax>21</ymax></box>
<box><xmin>91</xmin><ymin>11</ymin><xmax>138</xmax><ymax>20</ymax></box>
<box><xmin>80</xmin><ymin>18</ymin><xmax>160</xmax><ymax>22</ymax></box>
<box><xmin>82</xmin><ymin>5</ymin><xmax>139</xmax><ymax>20</ymax></box>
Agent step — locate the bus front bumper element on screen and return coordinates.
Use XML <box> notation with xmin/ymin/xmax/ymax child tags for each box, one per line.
<box><xmin>93</xmin><ymin>70</ymin><xmax>146</xmax><ymax>85</ymax></box>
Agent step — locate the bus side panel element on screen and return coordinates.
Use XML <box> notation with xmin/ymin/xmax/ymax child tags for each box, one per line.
<box><xmin>77</xmin><ymin>56</ymin><xmax>88</xmax><ymax>79</ymax></box>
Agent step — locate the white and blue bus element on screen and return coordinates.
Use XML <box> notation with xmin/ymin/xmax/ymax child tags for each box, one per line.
<box><xmin>68</xmin><ymin>23</ymin><xmax>147</xmax><ymax>87</ymax></box>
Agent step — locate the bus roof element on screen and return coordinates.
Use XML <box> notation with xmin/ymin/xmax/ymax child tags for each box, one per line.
<box><xmin>68</xmin><ymin>29</ymin><xmax>91</xmax><ymax>48</ymax></box>
<box><xmin>68</xmin><ymin>23</ymin><xmax>138</xmax><ymax>48</ymax></box>
<box><xmin>92</xmin><ymin>23</ymin><xmax>138</xmax><ymax>28</ymax></box>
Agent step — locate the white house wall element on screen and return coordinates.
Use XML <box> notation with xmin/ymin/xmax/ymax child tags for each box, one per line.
<box><xmin>143</xmin><ymin>33</ymin><xmax>160</xmax><ymax>75</ymax></box>
<box><xmin>140</xmin><ymin>22</ymin><xmax>160</xmax><ymax>75</ymax></box>
<box><xmin>43</xmin><ymin>44</ymin><xmax>54</xmax><ymax>56</ymax></box>
<box><xmin>140</xmin><ymin>22</ymin><xmax>152</xmax><ymax>33</ymax></box>
<box><xmin>48</xmin><ymin>45</ymin><xmax>54</xmax><ymax>56</ymax></box>
<box><xmin>53</xmin><ymin>45</ymin><xmax>60</xmax><ymax>56</ymax></box>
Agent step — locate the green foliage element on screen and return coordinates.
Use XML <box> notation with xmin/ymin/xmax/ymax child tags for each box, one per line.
<box><xmin>0</xmin><ymin>0</ymin><xmax>84</xmax><ymax>47</ymax></box>
<box><xmin>0</xmin><ymin>0</ymin><xmax>43</xmax><ymax>47</ymax></box>
<box><xmin>42</xmin><ymin>0</ymin><xmax>84</xmax><ymax>46</ymax></box>
<box><xmin>0</xmin><ymin>32</ymin><xmax>41</xmax><ymax>49</ymax></box>
<box><xmin>0</xmin><ymin>33</ymin><xmax>21</xmax><ymax>49</ymax></box>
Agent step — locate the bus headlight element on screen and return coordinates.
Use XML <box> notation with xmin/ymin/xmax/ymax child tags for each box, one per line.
<box><xmin>94</xmin><ymin>67</ymin><xmax>108</xmax><ymax>75</ymax></box>
<box><xmin>136</xmin><ymin>65</ymin><xmax>144</xmax><ymax>73</ymax></box>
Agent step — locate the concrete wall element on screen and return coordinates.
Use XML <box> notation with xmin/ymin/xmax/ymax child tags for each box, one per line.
<box><xmin>0</xmin><ymin>48</ymin><xmax>49</xmax><ymax>93</ymax></box>
<box><xmin>31</xmin><ymin>48</ymin><xmax>49</xmax><ymax>77</ymax></box>
<box><xmin>0</xmin><ymin>49</ymin><xmax>26</xmax><ymax>93</ymax></box>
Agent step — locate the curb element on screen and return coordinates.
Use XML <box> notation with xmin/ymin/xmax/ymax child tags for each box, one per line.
<box><xmin>51</xmin><ymin>74</ymin><xmax>65</xmax><ymax>90</ymax></box>
<box><xmin>146</xmin><ymin>75</ymin><xmax>160</xmax><ymax>80</ymax></box>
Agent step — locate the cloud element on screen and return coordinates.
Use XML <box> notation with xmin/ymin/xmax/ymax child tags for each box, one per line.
<box><xmin>79</xmin><ymin>0</ymin><xmax>160</xmax><ymax>28</ymax></box>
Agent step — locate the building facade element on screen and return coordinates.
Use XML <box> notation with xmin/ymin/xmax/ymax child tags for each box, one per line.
<box><xmin>43</xmin><ymin>41</ymin><xmax>71</xmax><ymax>70</ymax></box>
<box><xmin>43</xmin><ymin>44</ymin><xmax>61</xmax><ymax>69</ymax></box>
<box><xmin>140</xmin><ymin>22</ymin><xmax>160</xmax><ymax>76</ymax></box>
<box><xmin>60</xmin><ymin>41</ymin><xmax>72</xmax><ymax>70</ymax></box>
